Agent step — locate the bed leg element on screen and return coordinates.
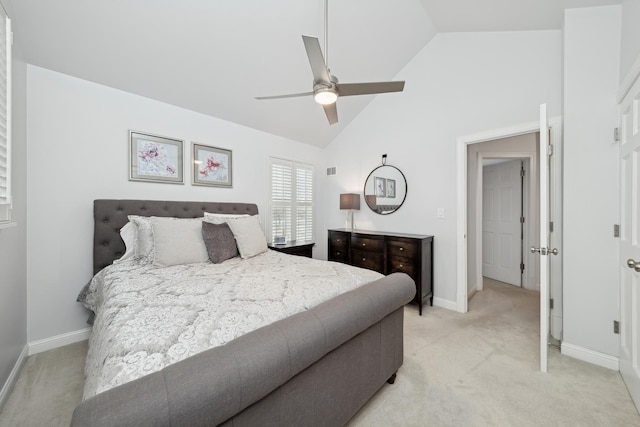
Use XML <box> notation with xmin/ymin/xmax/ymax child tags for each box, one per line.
<box><xmin>387</xmin><ymin>372</ymin><xmax>397</xmax><ymax>384</ymax></box>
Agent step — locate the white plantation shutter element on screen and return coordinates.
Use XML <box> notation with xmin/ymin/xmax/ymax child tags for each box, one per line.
<box><xmin>268</xmin><ymin>158</ymin><xmax>314</xmax><ymax>243</ymax></box>
<box><xmin>295</xmin><ymin>166</ymin><xmax>313</xmax><ymax>241</ymax></box>
<box><xmin>0</xmin><ymin>9</ymin><xmax>10</xmax><ymax>223</ymax></box>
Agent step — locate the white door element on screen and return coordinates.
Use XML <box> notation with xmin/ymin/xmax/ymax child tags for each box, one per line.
<box><xmin>482</xmin><ymin>160</ymin><xmax>522</xmax><ymax>286</ymax></box>
<box><xmin>532</xmin><ymin>104</ymin><xmax>553</xmax><ymax>373</ymax></box>
<box><xmin>619</xmin><ymin>75</ymin><xmax>640</xmax><ymax>410</ymax></box>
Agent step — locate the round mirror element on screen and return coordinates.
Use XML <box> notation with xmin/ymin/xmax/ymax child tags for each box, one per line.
<box><xmin>363</xmin><ymin>165</ymin><xmax>407</xmax><ymax>215</ymax></box>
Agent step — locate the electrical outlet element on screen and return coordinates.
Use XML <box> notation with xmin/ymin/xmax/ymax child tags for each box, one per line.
<box><xmin>437</xmin><ymin>208</ymin><xmax>445</xmax><ymax>219</ymax></box>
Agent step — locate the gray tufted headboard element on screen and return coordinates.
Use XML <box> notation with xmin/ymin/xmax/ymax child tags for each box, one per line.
<box><xmin>93</xmin><ymin>199</ymin><xmax>259</xmax><ymax>274</ymax></box>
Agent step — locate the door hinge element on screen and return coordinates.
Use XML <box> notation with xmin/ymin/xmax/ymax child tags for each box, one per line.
<box><xmin>549</xmin><ymin>221</ymin><xmax>554</xmax><ymax>232</ymax></box>
<box><xmin>520</xmin><ymin>217</ymin><xmax>525</xmax><ymax>224</ymax></box>
<box><xmin>614</xmin><ymin>127</ymin><xmax>620</xmax><ymax>142</ymax></box>
<box><xmin>550</xmin><ymin>298</ymin><xmax>554</xmax><ymax>310</ymax></box>
<box><xmin>614</xmin><ymin>320</ymin><xmax>620</xmax><ymax>334</ymax></box>
<box><xmin>548</xmin><ymin>144</ymin><xmax>553</xmax><ymax>156</ymax></box>
<box><xmin>520</xmin><ymin>167</ymin><xmax>525</xmax><ymax>177</ymax></box>
<box><xmin>520</xmin><ymin>262</ymin><xmax>525</xmax><ymax>272</ymax></box>
<box><xmin>614</xmin><ymin>224</ymin><xmax>620</xmax><ymax>238</ymax></box>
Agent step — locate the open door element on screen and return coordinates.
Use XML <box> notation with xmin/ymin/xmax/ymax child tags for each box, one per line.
<box><xmin>530</xmin><ymin>104</ymin><xmax>556</xmax><ymax>373</ymax></box>
<box><xmin>619</xmin><ymin>74</ymin><xmax>640</xmax><ymax>410</ymax></box>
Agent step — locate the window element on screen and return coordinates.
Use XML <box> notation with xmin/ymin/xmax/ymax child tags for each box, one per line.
<box><xmin>0</xmin><ymin>8</ymin><xmax>11</xmax><ymax>224</ymax></box>
<box><xmin>268</xmin><ymin>157</ymin><xmax>314</xmax><ymax>243</ymax></box>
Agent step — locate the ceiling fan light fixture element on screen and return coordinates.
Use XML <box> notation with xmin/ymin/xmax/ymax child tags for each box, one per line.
<box><xmin>314</xmin><ymin>87</ymin><xmax>338</xmax><ymax>105</ymax></box>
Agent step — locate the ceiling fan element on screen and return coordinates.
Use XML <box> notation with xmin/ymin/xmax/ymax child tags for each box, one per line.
<box><xmin>254</xmin><ymin>0</ymin><xmax>405</xmax><ymax>125</ymax></box>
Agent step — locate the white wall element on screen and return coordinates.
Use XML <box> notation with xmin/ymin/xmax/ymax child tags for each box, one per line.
<box><xmin>562</xmin><ymin>6</ymin><xmax>621</xmax><ymax>357</ymax></box>
<box><xmin>0</xmin><ymin>8</ymin><xmax>28</xmax><ymax>395</ymax></box>
<box><xmin>25</xmin><ymin>66</ymin><xmax>324</xmax><ymax>341</ymax></box>
<box><xmin>322</xmin><ymin>30</ymin><xmax>562</xmax><ymax>305</ymax></box>
<box><xmin>620</xmin><ymin>0</ymin><xmax>640</xmax><ymax>81</ymax></box>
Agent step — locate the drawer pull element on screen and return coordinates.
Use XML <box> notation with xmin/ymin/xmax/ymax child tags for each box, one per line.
<box><xmin>337</xmin><ymin>239</ymin><xmax>341</xmax><ymax>242</ymax></box>
<box><xmin>399</xmin><ymin>264</ymin><xmax>404</xmax><ymax>268</ymax></box>
<box><xmin>362</xmin><ymin>243</ymin><xmax>366</xmax><ymax>247</ymax></box>
<box><xmin>362</xmin><ymin>258</ymin><xmax>366</xmax><ymax>261</ymax></box>
<box><xmin>399</xmin><ymin>247</ymin><xmax>404</xmax><ymax>251</ymax></box>
<box><xmin>336</xmin><ymin>252</ymin><xmax>341</xmax><ymax>255</ymax></box>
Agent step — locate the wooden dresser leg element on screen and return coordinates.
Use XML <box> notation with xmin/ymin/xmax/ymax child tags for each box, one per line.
<box><xmin>387</xmin><ymin>372</ymin><xmax>397</xmax><ymax>384</ymax></box>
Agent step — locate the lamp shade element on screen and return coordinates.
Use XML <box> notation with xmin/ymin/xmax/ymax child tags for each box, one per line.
<box><xmin>340</xmin><ymin>193</ymin><xmax>360</xmax><ymax>210</ymax></box>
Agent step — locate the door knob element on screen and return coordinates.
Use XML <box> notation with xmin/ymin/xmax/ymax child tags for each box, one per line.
<box><xmin>531</xmin><ymin>247</ymin><xmax>559</xmax><ymax>256</ymax></box>
<box><xmin>627</xmin><ymin>259</ymin><xmax>640</xmax><ymax>272</ymax></box>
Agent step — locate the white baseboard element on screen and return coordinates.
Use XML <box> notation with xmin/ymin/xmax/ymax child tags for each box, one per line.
<box><xmin>0</xmin><ymin>345</ymin><xmax>28</xmax><ymax>412</ymax></box>
<box><xmin>28</xmin><ymin>327</ymin><xmax>91</xmax><ymax>356</ymax></box>
<box><xmin>433</xmin><ymin>297</ymin><xmax>458</xmax><ymax>311</ymax></box>
<box><xmin>561</xmin><ymin>342</ymin><xmax>619</xmax><ymax>371</ymax></box>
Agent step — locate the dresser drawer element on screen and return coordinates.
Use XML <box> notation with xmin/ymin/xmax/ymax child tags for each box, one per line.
<box><xmin>351</xmin><ymin>249</ymin><xmax>384</xmax><ymax>274</ymax></box>
<box><xmin>329</xmin><ymin>232</ymin><xmax>349</xmax><ymax>249</ymax></box>
<box><xmin>386</xmin><ymin>238</ymin><xmax>419</xmax><ymax>259</ymax></box>
<box><xmin>328</xmin><ymin>231</ymin><xmax>350</xmax><ymax>263</ymax></box>
<box><xmin>351</xmin><ymin>235</ymin><xmax>384</xmax><ymax>253</ymax></box>
<box><xmin>329</xmin><ymin>247</ymin><xmax>349</xmax><ymax>263</ymax></box>
<box><xmin>387</xmin><ymin>256</ymin><xmax>417</xmax><ymax>279</ymax></box>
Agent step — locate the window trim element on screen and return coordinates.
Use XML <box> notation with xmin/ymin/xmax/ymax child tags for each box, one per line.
<box><xmin>267</xmin><ymin>156</ymin><xmax>314</xmax><ymax>244</ymax></box>
<box><xmin>0</xmin><ymin>11</ymin><xmax>11</xmax><ymax>224</ymax></box>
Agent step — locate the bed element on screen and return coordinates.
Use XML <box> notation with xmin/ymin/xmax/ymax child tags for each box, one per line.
<box><xmin>71</xmin><ymin>199</ymin><xmax>415</xmax><ymax>426</ymax></box>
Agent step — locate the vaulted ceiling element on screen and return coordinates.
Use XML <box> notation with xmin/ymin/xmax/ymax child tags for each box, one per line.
<box><xmin>7</xmin><ymin>0</ymin><xmax>621</xmax><ymax>147</ymax></box>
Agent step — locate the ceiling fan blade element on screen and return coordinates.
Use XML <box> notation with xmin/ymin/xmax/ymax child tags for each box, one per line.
<box><xmin>337</xmin><ymin>81</ymin><xmax>405</xmax><ymax>97</ymax></box>
<box><xmin>323</xmin><ymin>103</ymin><xmax>338</xmax><ymax>125</ymax></box>
<box><xmin>255</xmin><ymin>92</ymin><xmax>313</xmax><ymax>100</ymax></box>
<box><xmin>302</xmin><ymin>35</ymin><xmax>331</xmax><ymax>85</ymax></box>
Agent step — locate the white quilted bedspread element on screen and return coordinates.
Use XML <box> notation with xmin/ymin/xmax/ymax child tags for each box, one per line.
<box><xmin>82</xmin><ymin>250</ymin><xmax>383</xmax><ymax>400</ymax></box>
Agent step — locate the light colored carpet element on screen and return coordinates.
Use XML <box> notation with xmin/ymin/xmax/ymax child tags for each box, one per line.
<box><xmin>1</xmin><ymin>278</ymin><xmax>638</xmax><ymax>426</ymax></box>
<box><xmin>0</xmin><ymin>339</ymin><xmax>86</xmax><ymax>427</ymax></box>
<box><xmin>349</xmin><ymin>279</ymin><xmax>640</xmax><ymax>426</ymax></box>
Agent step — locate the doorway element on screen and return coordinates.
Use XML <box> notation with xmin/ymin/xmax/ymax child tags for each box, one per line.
<box><xmin>456</xmin><ymin>119</ymin><xmax>563</xmax><ymax>340</ymax></box>
<box><xmin>466</xmin><ymin>133</ymin><xmax>539</xmax><ymax>297</ymax></box>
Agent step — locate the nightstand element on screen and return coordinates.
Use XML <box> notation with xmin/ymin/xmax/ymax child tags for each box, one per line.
<box><xmin>269</xmin><ymin>240</ymin><xmax>315</xmax><ymax>258</ymax></box>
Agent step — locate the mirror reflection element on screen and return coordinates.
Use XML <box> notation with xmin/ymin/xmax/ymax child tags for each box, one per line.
<box><xmin>363</xmin><ymin>165</ymin><xmax>407</xmax><ymax>215</ymax></box>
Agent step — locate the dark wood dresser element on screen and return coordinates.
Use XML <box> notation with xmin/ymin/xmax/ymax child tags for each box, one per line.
<box><xmin>328</xmin><ymin>229</ymin><xmax>433</xmax><ymax>315</ymax></box>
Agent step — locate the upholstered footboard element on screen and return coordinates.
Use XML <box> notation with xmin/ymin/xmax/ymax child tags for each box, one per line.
<box><xmin>71</xmin><ymin>273</ymin><xmax>415</xmax><ymax>427</ymax></box>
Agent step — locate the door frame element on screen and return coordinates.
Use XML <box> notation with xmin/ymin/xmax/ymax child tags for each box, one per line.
<box><xmin>456</xmin><ymin>117</ymin><xmax>562</xmax><ymax>313</ymax></box>
<box><xmin>475</xmin><ymin>155</ymin><xmax>535</xmax><ymax>292</ymax></box>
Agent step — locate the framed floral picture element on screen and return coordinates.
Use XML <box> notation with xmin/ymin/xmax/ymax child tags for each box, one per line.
<box><xmin>387</xmin><ymin>178</ymin><xmax>396</xmax><ymax>198</ymax></box>
<box><xmin>192</xmin><ymin>143</ymin><xmax>233</xmax><ymax>187</ymax></box>
<box><xmin>374</xmin><ymin>176</ymin><xmax>387</xmax><ymax>197</ymax></box>
<box><xmin>129</xmin><ymin>130</ymin><xmax>184</xmax><ymax>184</ymax></box>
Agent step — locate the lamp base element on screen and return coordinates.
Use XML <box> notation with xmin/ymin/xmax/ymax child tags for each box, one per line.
<box><xmin>345</xmin><ymin>211</ymin><xmax>356</xmax><ymax>231</ymax></box>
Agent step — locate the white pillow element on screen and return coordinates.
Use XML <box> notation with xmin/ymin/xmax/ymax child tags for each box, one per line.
<box><xmin>128</xmin><ymin>215</ymin><xmax>155</xmax><ymax>260</ymax></box>
<box><xmin>151</xmin><ymin>217</ymin><xmax>209</xmax><ymax>267</ymax></box>
<box><xmin>226</xmin><ymin>215</ymin><xmax>268</xmax><ymax>259</ymax></box>
<box><xmin>114</xmin><ymin>221</ymin><xmax>136</xmax><ymax>263</ymax></box>
<box><xmin>203</xmin><ymin>212</ymin><xmax>250</xmax><ymax>225</ymax></box>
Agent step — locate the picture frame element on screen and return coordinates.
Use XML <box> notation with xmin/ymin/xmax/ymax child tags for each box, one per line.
<box><xmin>387</xmin><ymin>178</ymin><xmax>396</xmax><ymax>198</ymax></box>
<box><xmin>374</xmin><ymin>176</ymin><xmax>387</xmax><ymax>197</ymax></box>
<box><xmin>273</xmin><ymin>236</ymin><xmax>287</xmax><ymax>245</ymax></box>
<box><xmin>192</xmin><ymin>143</ymin><xmax>233</xmax><ymax>187</ymax></box>
<box><xmin>129</xmin><ymin>130</ymin><xmax>184</xmax><ymax>184</ymax></box>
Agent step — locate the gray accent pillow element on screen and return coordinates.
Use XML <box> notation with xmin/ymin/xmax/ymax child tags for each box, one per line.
<box><xmin>202</xmin><ymin>221</ymin><xmax>239</xmax><ymax>263</ymax></box>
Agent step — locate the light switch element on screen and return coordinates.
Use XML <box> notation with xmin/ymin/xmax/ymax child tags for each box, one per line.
<box><xmin>437</xmin><ymin>208</ymin><xmax>445</xmax><ymax>219</ymax></box>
